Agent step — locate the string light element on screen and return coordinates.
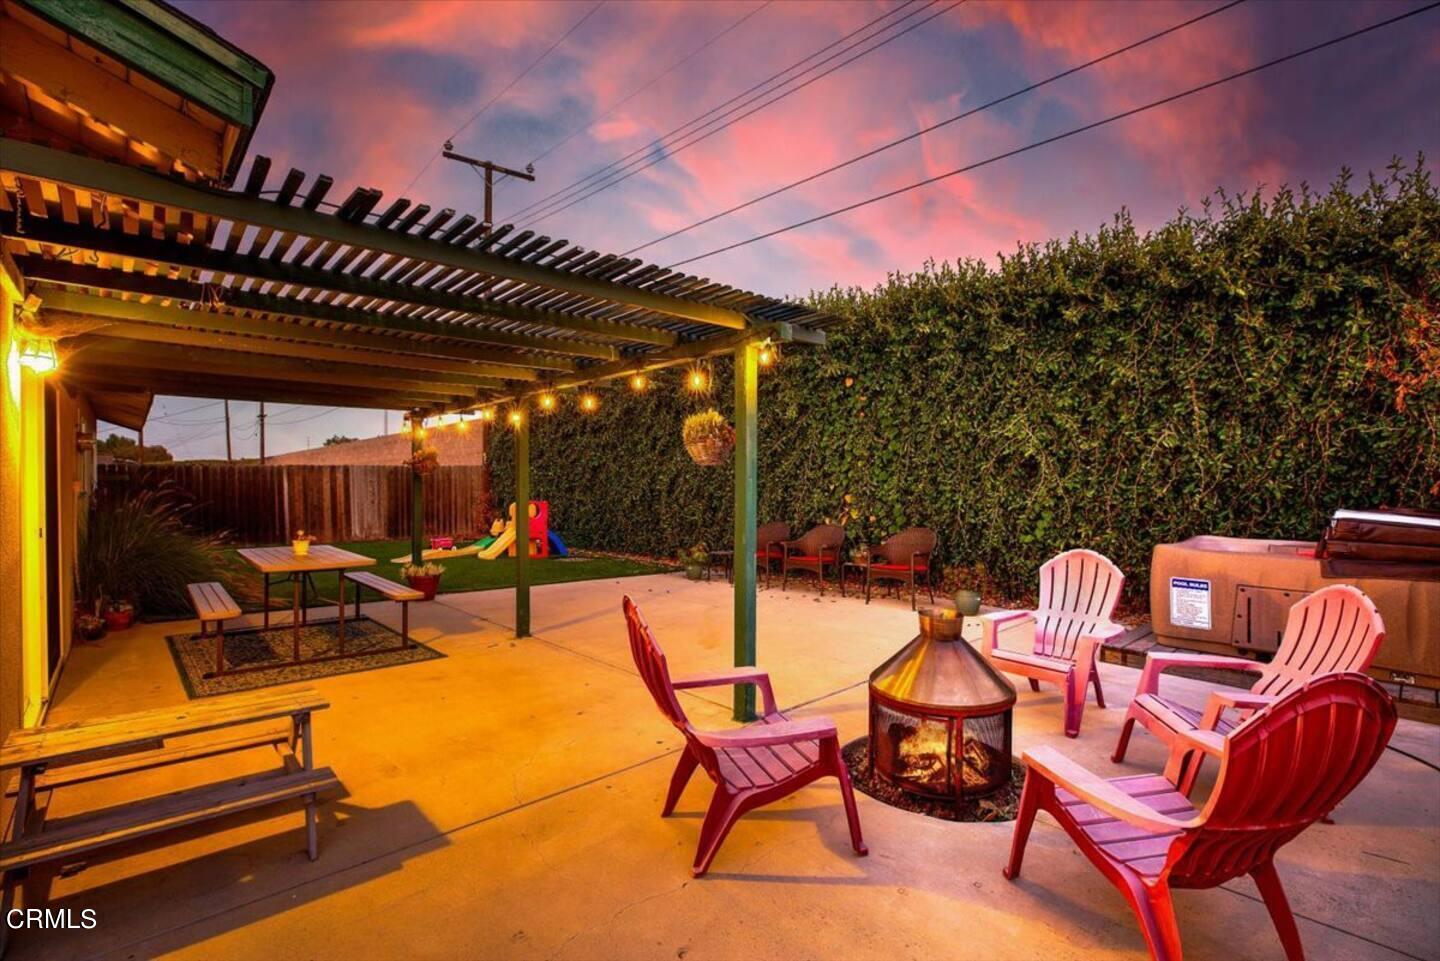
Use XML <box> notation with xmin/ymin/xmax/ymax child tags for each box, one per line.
<box><xmin>579</xmin><ymin>393</ymin><xmax>599</xmax><ymax>413</ymax></box>
<box><xmin>478</xmin><ymin>408</ymin><xmax>497</xmax><ymax>423</ymax></box>
<box><xmin>686</xmin><ymin>367</ymin><xmax>709</xmax><ymax>392</ymax></box>
<box><xmin>538</xmin><ymin>392</ymin><xmax>557</xmax><ymax>412</ymax></box>
<box><xmin>628</xmin><ymin>372</ymin><xmax>648</xmax><ymax>392</ymax></box>
<box><xmin>508</xmin><ymin>408</ymin><xmax>524</xmax><ymax>427</ymax></box>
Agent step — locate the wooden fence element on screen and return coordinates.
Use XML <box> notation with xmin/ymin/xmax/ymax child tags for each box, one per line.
<box><xmin>97</xmin><ymin>463</ymin><xmax>492</xmax><ymax>545</ymax></box>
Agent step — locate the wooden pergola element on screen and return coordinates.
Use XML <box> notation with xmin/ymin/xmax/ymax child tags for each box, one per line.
<box><xmin>0</xmin><ymin>140</ymin><xmax>838</xmax><ymax>720</ymax></box>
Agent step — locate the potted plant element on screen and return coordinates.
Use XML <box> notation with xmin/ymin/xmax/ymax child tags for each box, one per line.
<box><xmin>292</xmin><ymin>529</ymin><xmax>315</xmax><ymax>556</ymax></box>
<box><xmin>75</xmin><ymin>610</ymin><xmax>106</xmax><ymax>641</ymax></box>
<box><xmin>401</xmin><ymin>561</ymin><xmax>445</xmax><ymax>600</ymax></box>
<box><xmin>407</xmin><ymin>444</ymin><xmax>441</xmax><ymax>476</ymax></box>
<box><xmin>677</xmin><ymin>543</ymin><xmax>709</xmax><ymax>580</ymax></box>
<box><xmin>103</xmin><ymin>598</ymin><xmax>136</xmax><ymax>631</ymax></box>
<box><xmin>953</xmin><ymin>588</ymin><xmax>982</xmax><ymax>615</ymax></box>
<box><xmin>682</xmin><ymin>410</ymin><xmax>734</xmax><ymax>466</ymax></box>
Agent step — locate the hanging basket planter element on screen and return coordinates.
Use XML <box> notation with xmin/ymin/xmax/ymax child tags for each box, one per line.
<box><xmin>406</xmin><ymin>445</ymin><xmax>440</xmax><ymax>476</ymax></box>
<box><xmin>682</xmin><ymin>409</ymin><xmax>735</xmax><ymax>466</ymax></box>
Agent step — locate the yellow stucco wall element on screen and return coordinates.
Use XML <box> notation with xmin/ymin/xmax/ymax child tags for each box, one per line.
<box><xmin>0</xmin><ymin>258</ymin><xmax>89</xmax><ymax>747</ymax></box>
<box><xmin>1</xmin><ymin>257</ymin><xmax>25</xmax><ymax>744</ymax></box>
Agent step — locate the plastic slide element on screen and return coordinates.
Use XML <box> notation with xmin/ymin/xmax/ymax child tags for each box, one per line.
<box><xmin>477</xmin><ymin>525</ymin><xmax>516</xmax><ymax>560</ymax></box>
<box><xmin>547</xmin><ymin>530</ymin><xmax>569</xmax><ymax>557</ymax></box>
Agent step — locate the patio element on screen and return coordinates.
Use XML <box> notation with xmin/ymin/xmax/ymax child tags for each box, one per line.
<box><xmin>18</xmin><ymin>575</ymin><xmax>1438</xmax><ymax>961</ymax></box>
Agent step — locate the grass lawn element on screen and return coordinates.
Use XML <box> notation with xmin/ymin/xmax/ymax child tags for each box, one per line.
<box><xmin>224</xmin><ymin>539</ymin><xmax>672</xmax><ymax>611</ymax></box>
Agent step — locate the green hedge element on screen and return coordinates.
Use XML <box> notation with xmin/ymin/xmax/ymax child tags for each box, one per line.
<box><xmin>490</xmin><ymin>163</ymin><xmax>1439</xmax><ymax>604</ymax></box>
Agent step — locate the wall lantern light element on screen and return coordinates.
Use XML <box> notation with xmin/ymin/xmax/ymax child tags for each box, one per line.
<box><xmin>18</xmin><ymin>338</ymin><xmax>58</xmax><ymax>375</ymax></box>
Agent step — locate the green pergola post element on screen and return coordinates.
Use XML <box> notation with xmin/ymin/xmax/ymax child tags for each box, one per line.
<box><xmin>732</xmin><ymin>341</ymin><xmax>759</xmax><ymax>721</ymax></box>
<box><xmin>410</xmin><ymin>416</ymin><xmax>424</xmax><ymax>566</ymax></box>
<box><xmin>515</xmin><ymin>407</ymin><xmax>531</xmax><ymax>638</ymax></box>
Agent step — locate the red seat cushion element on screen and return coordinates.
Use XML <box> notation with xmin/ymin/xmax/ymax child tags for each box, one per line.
<box><xmin>787</xmin><ymin>555</ymin><xmax>828</xmax><ymax>563</ymax></box>
<box><xmin>869</xmin><ymin>563</ymin><xmax>918</xmax><ymax>572</ymax></box>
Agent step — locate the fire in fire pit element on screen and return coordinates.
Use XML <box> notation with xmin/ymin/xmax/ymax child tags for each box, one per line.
<box><xmin>868</xmin><ymin>607</ymin><xmax>1017</xmax><ymax>800</ymax></box>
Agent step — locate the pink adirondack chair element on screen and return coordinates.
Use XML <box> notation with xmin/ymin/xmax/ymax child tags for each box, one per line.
<box><xmin>622</xmin><ymin>596</ymin><xmax>867</xmax><ymax>876</ymax></box>
<box><xmin>1004</xmin><ymin>672</ymin><xmax>1396</xmax><ymax>961</ymax></box>
<box><xmin>979</xmin><ymin>549</ymin><xmax>1125</xmax><ymax>737</ymax></box>
<box><xmin>1113</xmin><ymin>584</ymin><xmax>1386</xmax><ymax>793</ymax></box>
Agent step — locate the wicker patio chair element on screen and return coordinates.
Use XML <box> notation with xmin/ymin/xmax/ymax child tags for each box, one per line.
<box><xmin>756</xmin><ymin>521</ymin><xmax>791</xmax><ymax>589</ymax></box>
<box><xmin>781</xmin><ymin>524</ymin><xmax>845</xmax><ymax>595</ymax></box>
<box><xmin>863</xmin><ymin>527</ymin><xmax>937</xmax><ymax>608</ymax></box>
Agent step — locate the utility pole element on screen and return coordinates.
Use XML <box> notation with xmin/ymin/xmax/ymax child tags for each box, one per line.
<box><xmin>258</xmin><ymin>402</ymin><xmax>267</xmax><ymax>465</ymax></box>
<box><xmin>224</xmin><ymin>400</ymin><xmax>233</xmax><ymax>461</ymax></box>
<box><xmin>442</xmin><ymin>144</ymin><xmax>535</xmax><ymax>232</ymax></box>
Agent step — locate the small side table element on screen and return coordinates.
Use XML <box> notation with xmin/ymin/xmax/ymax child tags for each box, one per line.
<box><xmin>707</xmin><ymin>550</ymin><xmax>734</xmax><ymax>583</ymax></box>
<box><xmin>840</xmin><ymin>558</ymin><xmax>870</xmax><ymax>597</ymax></box>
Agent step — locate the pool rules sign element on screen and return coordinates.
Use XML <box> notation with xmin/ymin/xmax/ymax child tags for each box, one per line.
<box><xmin>1169</xmin><ymin>577</ymin><xmax>1212</xmax><ymax>630</ymax></box>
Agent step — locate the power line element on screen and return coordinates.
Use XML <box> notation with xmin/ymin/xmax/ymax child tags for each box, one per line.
<box><xmin>502</xmin><ymin>0</ymin><xmax>936</xmax><ymax>224</ymax></box>
<box><xmin>523</xmin><ymin>0</ymin><xmax>964</xmax><ymax>228</ymax></box>
<box><xmin>398</xmin><ymin>1</ymin><xmax>607</xmax><ymax>197</ymax></box>
<box><xmin>625</xmin><ymin>0</ymin><xmax>1248</xmax><ymax>258</ymax></box>
<box><xmin>666</xmin><ymin>1</ymin><xmax>1440</xmax><ymax>270</ymax></box>
<box><xmin>513</xmin><ymin>0</ymin><xmax>774</xmax><ymax>178</ymax></box>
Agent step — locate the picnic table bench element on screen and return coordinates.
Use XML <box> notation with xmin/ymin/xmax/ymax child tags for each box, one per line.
<box><xmin>0</xmin><ymin>688</ymin><xmax>338</xmax><ymax>957</ymax></box>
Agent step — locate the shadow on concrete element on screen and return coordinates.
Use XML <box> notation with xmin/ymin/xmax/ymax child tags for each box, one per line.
<box><xmin>9</xmin><ymin>795</ymin><xmax>447</xmax><ymax>961</ymax></box>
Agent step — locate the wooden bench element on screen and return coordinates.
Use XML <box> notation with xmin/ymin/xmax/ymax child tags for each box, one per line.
<box><xmin>186</xmin><ymin>581</ymin><xmax>242</xmax><ymax>678</ymax></box>
<box><xmin>343</xmin><ymin>570</ymin><xmax>423</xmax><ymax>648</ymax></box>
<box><xmin>0</xmin><ymin>688</ymin><xmax>337</xmax><ymax>957</ymax></box>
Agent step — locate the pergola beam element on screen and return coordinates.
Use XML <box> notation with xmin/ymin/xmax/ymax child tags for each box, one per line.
<box><xmin>12</xmin><ymin>253</ymin><xmax>619</xmax><ymax>363</ymax></box>
<box><xmin>63</xmin><ymin>339</ymin><xmax>493</xmax><ymax>397</ymax></box>
<box><xmin>26</xmin><ymin>273</ymin><xmax>582</xmax><ymax>370</ymax></box>
<box><xmin>62</xmin><ymin>368</ymin><xmax>459</xmax><ymax>411</ymax></box>
<box><xmin>38</xmin><ymin>294</ymin><xmax>551</xmax><ymax>381</ymax></box>
<box><xmin>452</xmin><ymin>321</ymin><xmax>826</xmax><ymax>412</ymax></box>
<box><xmin>64</xmin><ymin>318</ymin><xmax>540</xmax><ymax>383</ymax></box>
<box><xmin>2</xmin><ymin>141</ymin><xmax>745</xmax><ymax>330</ymax></box>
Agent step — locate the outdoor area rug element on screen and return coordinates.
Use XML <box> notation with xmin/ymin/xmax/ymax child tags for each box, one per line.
<box><xmin>166</xmin><ymin>616</ymin><xmax>445</xmax><ymax>698</ymax></box>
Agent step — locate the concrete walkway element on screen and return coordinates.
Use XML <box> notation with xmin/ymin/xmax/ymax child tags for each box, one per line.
<box><xmin>16</xmin><ymin>574</ymin><xmax>1440</xmax><ymax>961</ymax></box>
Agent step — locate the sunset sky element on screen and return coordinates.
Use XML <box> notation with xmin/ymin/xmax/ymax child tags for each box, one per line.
<box><xmin>119</xmin><ymin>0</ymin><xmax>1439</xmax><ymax>459</ymax></box>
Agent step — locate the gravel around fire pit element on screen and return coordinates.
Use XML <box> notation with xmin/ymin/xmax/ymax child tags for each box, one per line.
<box><xmin>842</xmin><ymin>737</ymin><xmax>1026</xmax><ymax>823</ymax></box>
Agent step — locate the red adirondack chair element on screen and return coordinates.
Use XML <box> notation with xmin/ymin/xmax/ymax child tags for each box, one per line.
<box><xmin>1004</xmin><ymin>672</ymin><xmax>1396</xmax><ymax>961</ymax></box>
<box><xmin>979</xmin><ymin>549</ymin><xmax>1126</xmax><ymax>737</ymax></box>
<box><xmin>1113</xmin><ymin>584</ymin><xmax>1386</xmax><ymax>793</ymax></box>
<box><xmin>622</xmin><ymin>596</ymin><xmax>867</xmax><ymax>876</ymax></box>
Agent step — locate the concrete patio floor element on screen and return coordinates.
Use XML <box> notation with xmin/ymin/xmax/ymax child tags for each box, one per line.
<box><xmin>15</xmin><ymin>573</ymin><xmax>1440</xmax><ymax>961</ymax></box>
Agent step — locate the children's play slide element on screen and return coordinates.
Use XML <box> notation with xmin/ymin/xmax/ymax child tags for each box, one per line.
<box><xmin>476</xmin><ymin>525</ymin><xmax>515</xmax><ymax>560</ymax></box>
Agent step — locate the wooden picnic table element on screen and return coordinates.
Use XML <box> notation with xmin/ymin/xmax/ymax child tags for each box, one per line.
<box><xmin>0</xmin><ymin>688</ymin><xmax>338</xmax><ymax>957</ymax></box>
<box><xmin>237</xmin><ymin>545</ymin><xmax>375</xmax><ymax>672</ymax></box>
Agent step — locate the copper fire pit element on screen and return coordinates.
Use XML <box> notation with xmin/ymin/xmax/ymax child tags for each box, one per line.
<box><xmin>868</xmin><ymin>607</ymin><xmax>1018</xmax><ymax>800</ymax></box>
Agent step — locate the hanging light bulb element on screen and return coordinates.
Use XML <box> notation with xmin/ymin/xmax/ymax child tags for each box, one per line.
<box><xmin>579</xmin><ymin>393</ymin><xmax>599</xmax><ymax>413</ymax></box>
<box><xmin>508</xmin><ymin>408</ymin><xmax>524</xmax><ymax>427</ymax></box>
<box><xmin>629</xmin><ymin>372</ymin><xmax>648</xmax><ymax>392</ymax></box>
<box><xmin>758</xmin><ymin>342</ymin><xmax>777</xmax><ymax>368</ymax></box>
<box><xmin>686</xmin><ymin>367</ymin><xmax>708</xmax><ymax>392</ymax></box>
<box><xmin>456</xmin><ymin>417</ymin><xmax>469</xmax><ymax>433</ymax></box>
<box><xmin>538</xmin><ymin>392</ymin><xmax>557</xmax><ymax>412</ymax></box>
<box><xmin>478</xmin><ymin>407</ymin><xmax>497</xmax><ymax>423</ymax></box>
<box><xmin>18</xmin><ymin>338</ymin><xmax>58</xmax><ymax>375</ymax></box>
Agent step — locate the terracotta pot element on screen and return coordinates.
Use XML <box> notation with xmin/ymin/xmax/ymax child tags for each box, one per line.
<box><xmin>103</xmin><ymin>608</ymin><xmax>135</xmax><ymax>631</ymax></box>
<box><xmin>76</xmin><ymin>618</ymin><xmax>106</xmax><ymax>641</ymax></box>
<box><xmin>407</xmin><ymin>574</ymin><xmax>441</xmax><ymax>600</ymax></box>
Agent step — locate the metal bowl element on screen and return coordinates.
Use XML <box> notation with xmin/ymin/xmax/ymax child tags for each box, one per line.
<box><xmin>918</xmin><ymin>605</ymin><xmax>963</xmax><ymax>642</ymax></box>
